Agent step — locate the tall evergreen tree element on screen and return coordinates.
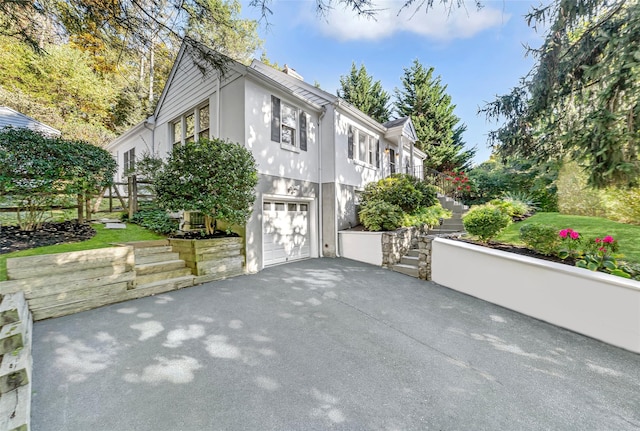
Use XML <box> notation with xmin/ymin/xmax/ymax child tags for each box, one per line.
<box><xmin>394</xmin><ymin>59</ymin><xmax>473</xmax><ymax>172</ymax></box>
<box><xmin>482</xmin><ymin>0</ymin><xmax>640</xmax><ymax>188</ymax></box>
<box><xmin>337</xmin><ymin>62</ymin><xmax>391</xmax><ymax>123</ymax></box>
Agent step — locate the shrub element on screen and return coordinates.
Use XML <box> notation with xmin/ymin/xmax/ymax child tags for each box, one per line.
<box><xmin>519</xmin><ymin>223</ymin><xmax>560</xmax><ymax>255</ymax></box>
<box><xmin>406</xmin><ymin>176</ymin><xmax>439</xmax><ymax>207</ymax></box>
<box><xmin>463</xmin><ymin>204</ymin><xmax>512</xmax><ymax>242</ymax></box>
<box><xmin>403</xmin><ymin>204</ymin><xmax>451</xmax><ymax>228</ymax></box>
<box><xmin>130</xmin><ymin>209</ymin><xmax>178</xmax><ymax>234</ymax></box>
<box><xmin>155</xmin><ymin>139</ymin><xmax>258</xmax><ymax>234</ymax></box>
<box><xmin>489</xmin><ymin>198</ymin><xmax>529</xmax><ymax>219</ymax></box>
<box><xmin>361</xmin><ymin>175</ymin><xmax>423</xmax><ymax>213</ymax></box>
<box><xmin>359</xmin><ymin>199</ymin><xmax>404</xmax><ymax>232</ymax></box>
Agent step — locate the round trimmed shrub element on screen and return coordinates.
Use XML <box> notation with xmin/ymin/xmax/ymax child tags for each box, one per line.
<box><xmin>519</xmin><ymin>223</ymin><xmax>560</xmax><ymax>255</ymax></box>
<box><xmin>359</xmin><ymin>199</ymin><xmax>404</xmax><ymax>232</ymax></box>
<box><xmin>462</xmin><ymin>205</ymin><xmax>511</xmax><ymax>242</ymax></box>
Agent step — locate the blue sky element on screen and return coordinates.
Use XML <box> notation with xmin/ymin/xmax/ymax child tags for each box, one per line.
<box><xmin>240</xmin><ymin>0</ymin><xmax>545</xmax><ymax>165</ymax></box>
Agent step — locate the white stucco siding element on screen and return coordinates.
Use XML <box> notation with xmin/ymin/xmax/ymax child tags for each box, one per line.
<box><xmin>244</xmin><ymin>79</ymin><xmax>319</xmax><ymax>183</ymax></box>
<box><xmin>219</xmin><ymin>77</ymin><xmax>245</xmax><ymax>146</ymax></box>
<box><xmin>333</xmin><ymin>112</ymin><xmax>384</xmax><ymax>188</ymax></box>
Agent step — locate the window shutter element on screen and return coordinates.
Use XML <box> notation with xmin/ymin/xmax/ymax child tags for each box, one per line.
<box><xmin>376</xmin><ymin>140</ymin><xmax>380</xmax><ymax>168</ymax></box>
<box><xmin>130</xmin><ymin>148</ymin><xmax>135</xmax><ymax>171</ymax></box>
<box><xmin>347</xmin><ymin>126</ymin><xmax>354</xmax><ymax>159</ymax></box>
<box><xmin>299</xmin><ymin>111</ymin><xmax>307</xmax><ymax>151</ymax></box>
<box><xmin>123</xmin><ymin>151</ymin><xmax>129</xmax><ymax>176</ymax></box>
<box><xmin>271</xmin><ymin>95</ymin><xmax>281</xmax><ymax>143</ymax></box>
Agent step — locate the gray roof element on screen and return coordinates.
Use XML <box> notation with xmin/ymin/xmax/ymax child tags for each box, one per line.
<box><xmin>0</xmin><ymin>106</ymin><xmax>61</xmax><ymax>136</ymax></box>
<box><xmin>383</xmin><ymin>117</ymin><xmax>411</xmax><ymax>129</ymax></box>
<box><xmin>249</xmin><ymin>61</ymin><xmax>337</xmax><ymax>108</ymax></box>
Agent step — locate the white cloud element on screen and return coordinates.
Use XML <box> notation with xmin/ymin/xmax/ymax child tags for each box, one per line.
<box><xmin>306</xmin><ymin>1</ymin><xmax>509</xmax><ymax>41</ymax></box>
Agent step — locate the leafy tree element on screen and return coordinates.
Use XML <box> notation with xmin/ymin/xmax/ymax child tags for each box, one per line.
<box><xmin>154</xmin><ymin>139</ymin><xmax>258</xmax><ymax>234</ymax></box>
<box><xmin>482</xmin><ymin>0</ymin><xmax>640</xmax><ymax>188</ymax></box>
<box><xmin>0</xmin><ymin>128</ymin><xmax>116</xmax><ymax>229</ymax></box>
<box><xmin>465</xmin><ymin>157</ymin><xmax>559</xmax><ymax>211</ymax></box>
<box><xmin>395</xmin><ymin>59</ymin><xmax>474</xmax><ymax>172</ymax></box>
<box><xmin>337</xmin><ymin>62</ymin><xmax>391</xmax><ymax>123</ymax></box>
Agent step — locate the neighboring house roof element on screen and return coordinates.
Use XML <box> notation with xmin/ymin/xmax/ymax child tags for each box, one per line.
<box><xmin>0</xmin><ymin>106</ymin><xmax>60</xmax><ymax>136</ymax></box>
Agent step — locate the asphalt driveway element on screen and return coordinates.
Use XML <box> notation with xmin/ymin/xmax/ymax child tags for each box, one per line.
<box><xmin>33</xmin><ymin>258</ymin><xmax>640</xmax><ymax>430</ymax></box>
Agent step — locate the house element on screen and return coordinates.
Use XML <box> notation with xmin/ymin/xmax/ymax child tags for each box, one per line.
<box><xmin>0</xmin><ymin>106</ymin><xmax>61</xmax><ymax>137</ymax></box>
<box><xmin>107</xmin><ymin>43</ymin><xmax>426</xmax><ymax>273</ymax></box>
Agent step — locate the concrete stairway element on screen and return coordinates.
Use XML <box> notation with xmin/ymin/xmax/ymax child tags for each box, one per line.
<box><xmin>130</xmin><ymin>240</ymin><xmax>194</xmax><ymax>290</ymax></box>
<box><xmin>429</xmin><ymin>195</ymin><xmax>468</xmax><ymax>234</ymax></box>
<box><xmin>392</xmin><ymin>249</ymin><xmax>419</xmax><ymax>278</ymax></box>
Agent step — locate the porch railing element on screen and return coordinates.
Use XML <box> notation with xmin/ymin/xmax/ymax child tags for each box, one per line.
<box><xmin>423</xmin><ymin>168</ymin><xmax>460</xmax><ymax>200</ymax></box>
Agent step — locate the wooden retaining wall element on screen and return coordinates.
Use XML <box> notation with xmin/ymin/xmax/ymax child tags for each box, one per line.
<box><xmin>0</xmin><ymin>292</ymin><xmax>32</xmax><ymax>431</ymax></box>
<box><xmin>169</xmin><ymin>238</ymin><xmax>245</xmax><ymax>284</ymax></box>
<box><xmin>0</xmin><ymin>247</ymin><xmax>136</xmax><ymax>321</ymax></box>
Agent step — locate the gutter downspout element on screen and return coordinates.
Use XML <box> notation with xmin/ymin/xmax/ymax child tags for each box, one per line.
<box><xmin>333</xmin><ymin>102</ymin><xmax>340</xmax><ymax>257</ymax></box>
<box><xmin>216</xmin><ymin>77</ymin><xmax>221</xmax><ymax>137</ymax></box>
<box><xmin>318</xmin><ymin>106</ymin><xmax>326</xmax><ymax>258</ymax></box>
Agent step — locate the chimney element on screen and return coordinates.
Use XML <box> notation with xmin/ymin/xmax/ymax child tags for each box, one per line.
<box><xmin>282</xmin><ymin>64</ymin><xmax>304</xmax><ymax>81</ymax></box>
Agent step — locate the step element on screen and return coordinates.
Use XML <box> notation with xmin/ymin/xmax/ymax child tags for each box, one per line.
<box><xmin>135</xmin><ymin>260</ymin><xmax>187</xmax><ymax>276</ymax></box>
<box><xmin>122</xmin><ymin>240</ymin><xmax>170</xmax><ymax>248</ymax></box>
<box><xmin>123</xmin><ymin>275</ymin><xmax>196</xmax><ymax>301</ymax></box>
<box><xmin>428</xmin><ymin>227</ymin><xmax>465</xmax><ymax>234</ymax></box>
<box><xmin>405</xmin><ymin>249</ymin><xmax>419</xmax><ymax>258</ymax></box>
<box><xmin>401</xmin><ymin>255</ymin><xmax>419</xmax><ymax>265</ymax></box>
<box><xmin>134</xmin><ymin>246</ymin><xmax>173</xmax><ymax>257</ymax></box>
<box><xmin>392</xmin><ymin>264</ymin><xmax>419</xmax><ymax>278</ymax></box>
<box><xmin>135</xmin><ymin>252</ymin><xmax>181</xmax><ymax>265</ymax></box>
<box><xmin>441</xmin><ymin>221</ymin><xmax>465</xmax><ymax>229</ymax></box>
<box><xmin>135</xmin><ymin>268</ymin><xmax>194</xmax><ymax>286</ymax></box>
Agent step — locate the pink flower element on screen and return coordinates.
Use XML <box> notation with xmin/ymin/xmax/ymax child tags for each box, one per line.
<box><xmin>595</xmin><ymin>238</ymin><xmax>601</xmax><ymax>243</ymax></box>
<box><xmin>599</xmin><ymin>247</ymin><xmax>606</xmax><ymax>252</ymax></box>
<box><xmin>603</xmin><ymin>235</ymin><xmax>614</xmax><ymax>244</ymax></box>
<box><xmin>570</xmin><ymin>231</ymin><xmax>579</xmax><ymax>240</ymax></box>
<box><xmin>559</xmin><ymin>229</ymin><xmax>568</xmax><ymax>238</ymax></box>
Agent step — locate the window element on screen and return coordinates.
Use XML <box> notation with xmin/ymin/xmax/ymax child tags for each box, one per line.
<box><xmin>358</xmin><ymin>132</ymin><xmax>367</xmax><ymax>163</ymax></box>
<box><xmin>171</xmin><ymin>104</ymin><xmax>209</xmax><ymax>148</ymax></box>
<box><xmin>270</xmin><ymin>95</ymin><xmax>308</xmax><ymax>151</ymax></box>
<box><xmin>287</xmin><ymin>203</ymin><xmax>297</xmax><ymax>211</ymax></box>
<box><xmin>123</xmin><ymin>148</ymin><xmax>135</xmax><ymax>176</ymax></box>
<box><xmin>352</xmin><ymin>128</ymin><xmax>378</xmax><ymax>167</ymax></box>
<box><xmin>172</xmin><ymin>120</ymin><xmax>182</xmax><ymax>149</ymax></box>
<box><xmin>299</xmin><ymin>203</ymin><xmax>308</xmax><ymax>212</ymax></box>
<box><xmin>263</xmin><ymin>202</ymin><xmax>272</xmax><ymax>211</ymax></box>
<box><xmin>275</xmin><ymin>202</ymin><xmax>285</xmax><ymax>211</ymax></box>
<box><xmin>199</xmin><ymin>105</ymin><xmax>210</xmax><ymax>140</ymax></box>
<box><xmin>389</xmin><ymin>148</ymin><xmax>396</xmax><ymax>174</ymax></box>
<box><xmin>185</xmin><ymin>113</ymin><xmax>195</xmax><ymax>143</ymax></box>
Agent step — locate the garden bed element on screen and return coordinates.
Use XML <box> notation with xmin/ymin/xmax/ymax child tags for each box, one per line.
<box><xmin>431</xmin><ymin>237</ymin><xmax>640</xmax><ymax>353</ymax></box>
<box><xmin>0</xmin><ymin>221</ymin><xmax>95</xmax><ymax>254</ymax></box>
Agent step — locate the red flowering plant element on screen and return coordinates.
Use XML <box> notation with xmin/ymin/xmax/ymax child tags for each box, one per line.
<box><xmin>557</xmin><ymin>228</ymin><xmax>582</xmax><ymax>259</ymax></box>
<box><xmin>557</xmin><ymin>229</ymin><xmax>631</xmax><ymax>278</ymax></box>
<box><xmin>443</xmin><ymin>170</ymin><xmax>472</xmax><ymax>197</ymax></box>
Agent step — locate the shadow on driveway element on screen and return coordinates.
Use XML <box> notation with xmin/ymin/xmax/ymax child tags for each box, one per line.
<box><xmin>33</xmin><ymin>258</ymin><xmax>640</xmax><ymax>430</ymax></box>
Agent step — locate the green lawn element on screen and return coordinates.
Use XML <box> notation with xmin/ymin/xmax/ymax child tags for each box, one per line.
<box><xmin>0</xmin><ymin>223</ymin><xmax>165</xmax><ymax>281</ymax></box>
<box><xmin>496</xmin><ymin>212</ymin><xmax>640</xmax><ymax>263</ymax></box>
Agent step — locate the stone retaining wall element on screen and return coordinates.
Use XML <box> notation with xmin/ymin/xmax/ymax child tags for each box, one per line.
<box><xmin>416</xmin><ymin>233</ymin><xmax>463</xmax><ymax>280</ymax></box>
<box><xmin>381</xmin><ymin>226</ymin><xmax>428</xmax><ymax>268</ymax></box>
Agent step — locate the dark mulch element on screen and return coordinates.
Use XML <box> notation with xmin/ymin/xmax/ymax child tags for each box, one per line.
<box><xmin>453</xmin><ymin>238</ymin><xmax>577</xmax><ymax>266</ymax></box>
<box><xmin>170</xmin><ymin>230</ymin><xmax>240</xmax><ymax>240</ymax></box>
<box><xmin>0</xmin><ymin>221</ymin><xmax>96</xmax><ymax>255</ymax></box>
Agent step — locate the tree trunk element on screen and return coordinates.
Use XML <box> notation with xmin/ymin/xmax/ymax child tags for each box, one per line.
<box><xmin>85</xmin><ymin>195</ymin><xmax>92</xmax><ymax>222</ymax></box>
<box><xmin>77</xmin><ymin>194</ymin><xmax>84</xmax><ymax>224</ymax></box>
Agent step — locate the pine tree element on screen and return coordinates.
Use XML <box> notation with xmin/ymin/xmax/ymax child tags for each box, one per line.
<box><xmin>394</xmin><ymin>59</ymin><xmax>473</xmax><ymax>172</ymax></box>
<box><xmin>337</xmin><ymin>62</ymin><xmax>391</xmax><ymax>123</ymax></box>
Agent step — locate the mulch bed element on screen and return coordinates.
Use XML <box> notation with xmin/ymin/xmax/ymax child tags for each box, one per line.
<box><xmin>452</xmin><ymin>237</ymin><xmax>577</xmax><ymax>266</ymax></box>
<box><xmin>0</xmin><ymin>221</ymin><xmax>96</xmax><ymax>255</ymax></box>
<box><xmin>170</xmin><ymin>230</ymin><xmax>240</xmax><ymax>240</ymax></box>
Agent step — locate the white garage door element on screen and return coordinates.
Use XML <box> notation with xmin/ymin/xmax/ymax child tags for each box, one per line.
<box><xmin>263</xmin><ymin>200</ymin><xmax>311</xmax><ymax>266</ymax></box>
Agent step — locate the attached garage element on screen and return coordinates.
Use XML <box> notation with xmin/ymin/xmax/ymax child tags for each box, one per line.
<box><xmin>262</xmin><ymin>200</ymin><xmax>311</xmax><ymax>266</ymax></box>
